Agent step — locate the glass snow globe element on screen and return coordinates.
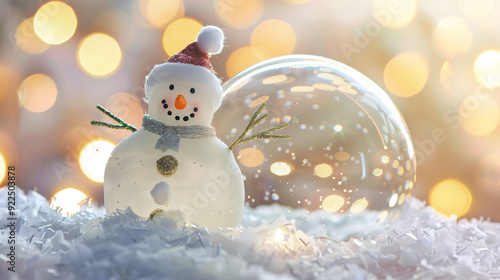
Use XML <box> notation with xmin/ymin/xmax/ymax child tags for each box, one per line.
<box><xmin>213</xmin><ymin>55</ymin><xmax>416</xmax><ymax>238</ymax></box>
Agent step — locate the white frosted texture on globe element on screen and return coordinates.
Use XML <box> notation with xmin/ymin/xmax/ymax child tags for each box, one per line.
<box><xmin>104</xmin><ymin>64</ymin><xmax>245</xmax><ymax>229</ymax></box>
<box><xmin>213</xmin><ymin>55</ymin><xmax>416</xmax><ymax>234</ymax></box>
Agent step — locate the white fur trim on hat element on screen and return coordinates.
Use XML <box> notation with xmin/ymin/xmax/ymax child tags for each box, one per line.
<box><xmin>196</xmin><ymin>26</ymin><xmax>224</xmax><ymax>55</ymax></box>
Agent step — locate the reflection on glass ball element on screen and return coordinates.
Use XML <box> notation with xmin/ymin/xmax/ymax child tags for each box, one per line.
<box><xmin>213</xmin><ymin>55</ymin><xmax>416</xmax><ymax>237</ymax></box>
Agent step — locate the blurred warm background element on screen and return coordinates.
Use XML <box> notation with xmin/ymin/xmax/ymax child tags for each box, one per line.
<box><xmin>0</xmin><ymin>0</ymin><xmax>499</xmax><ymax>220</ymax></box>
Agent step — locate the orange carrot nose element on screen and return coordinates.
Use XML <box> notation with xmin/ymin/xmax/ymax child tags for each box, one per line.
<box><xmin>175</xmin><ymin>94</ymin><xmax>187</xmax><ymax>109</ymax></box>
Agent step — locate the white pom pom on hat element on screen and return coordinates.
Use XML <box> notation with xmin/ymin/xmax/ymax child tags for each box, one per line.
<box><xmin>163</xmin><ymin>25</ymin><xmax>225</xmax><ymax>71</ymax></box>
<box><xmin>196</xmin><ymin>26</ymin><xmax>224</xmax><ymax>55</ymax></box>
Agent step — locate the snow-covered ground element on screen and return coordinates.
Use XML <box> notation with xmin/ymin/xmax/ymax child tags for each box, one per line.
<box><xmin>1</xmin><ymin>187</ymin><xmax>499</xmax><ymax>280</ymax></box>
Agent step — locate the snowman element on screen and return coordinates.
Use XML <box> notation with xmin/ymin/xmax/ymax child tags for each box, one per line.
<box><xmin>103</xmin><ymin>26</ymin><xmax>245</xmax><ymax>229</ymax></box>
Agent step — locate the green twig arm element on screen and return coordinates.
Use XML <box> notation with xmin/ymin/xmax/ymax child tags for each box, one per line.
<box><xmin>228</xmin><ymin>103</ymin><xmax>292</xmax><ymax>151</ymax></box>
<box><xmin>90</xmin><ymin>104</ymin><xmax>137</xmax><ymax>132</ymax></box>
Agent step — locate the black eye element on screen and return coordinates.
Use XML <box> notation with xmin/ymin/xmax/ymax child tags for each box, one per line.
<box><xmin>161</xmin><ymin>99</ymin><xmax>166</xmax><ymax>103</ymax></box>
<box><xmin>169</xmin><ymin>84</ymin><xmax>174</xmax><ymax>90</ymax></box>
<box><xmin>190</xmin><ymin>88</ymin><xmax>195</xmax><ymax>94</ymax></box>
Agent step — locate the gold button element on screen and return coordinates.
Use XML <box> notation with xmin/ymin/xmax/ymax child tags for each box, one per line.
<box><xmin>156</xmin><ymin>155</ymin><xmax>179</xmax><ymax>177</ymax></box>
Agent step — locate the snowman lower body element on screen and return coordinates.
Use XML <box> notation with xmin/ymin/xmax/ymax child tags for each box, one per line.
<box><xmin>104</xmin><ymin>130</ymin><xmax>245</xmax><ymax>229</ymax></box>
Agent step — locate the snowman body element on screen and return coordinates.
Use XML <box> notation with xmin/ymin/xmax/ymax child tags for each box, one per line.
<box><xmin>103</xmin><ymin>47</ymin><xmax>245</xmax><ymax>229</ymax></box>
<box><xmin>104</xmin><ymin>129</ymin><xmax>244</xmax><ymax>228</ymax></box>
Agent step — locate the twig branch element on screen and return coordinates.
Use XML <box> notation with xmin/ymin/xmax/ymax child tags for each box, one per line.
<box><xmin>228</xmin><ymin>103</ymin><xmax>292</xmax><ymax>151</ymax></box>
<box><xmin>90</xmin><ymin>104</ymin><xmax>137</xmax><ymax>132</ymax></box>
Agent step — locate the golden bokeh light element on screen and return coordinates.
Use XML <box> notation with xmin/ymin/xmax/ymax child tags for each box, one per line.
<box><xmin>322</xmin><ymin>194</ymin><xmax>344</xmax><ymax>213</ymax></box>
<box><xmin>104</xmin><ymin>92</ymin><xmax>144</xmax><ymax>139</ymax></box>
<box><xmin>433</xmin><ymin>17</ymin><xmax>472</xmax><ymax>59</ymax></box>
<box><xmin>372</xmin><ymin>0</ymin><xmax>417</xmax><ymax>29</ymax></box>
<box><xmin>376</xmin><ymin>210</ymin><xmax>389</xmax><ymax>223</ymax></box>
<box><xmin>0</xmin><ymin>153</ymin><xmax>6</xmax><ymax>184</ymax></box>
<box><xmin>79</xmin><ymin>140</ymin><xmax>115</xmax><ymax>183</ymax></box>
<box><xmin>334</xmin><ymin>151</ymin><xmax>350</xmax><ymax>161</ymax></box>
<box><xmin>460</xmin><ymin>97</ymin><xmax>499</xmax><ymax>136</ymax></box>
<box><xmin>15</xmin><ymin>17</ymin><xmax>50</xmax><ymax>54</ymax></box>
<box><xmin>270</xmin><ymin>161</ymin><xmax>292</xmax><ymax>176</ymax></box>
<box><xmin>162</xmin><ymin>18</ymin><xmax>202</xmax><ymax>56</ymax></box>
<box><xmin>139</xmin><ymin>0</ymin><xmax>184</xmax><ymax>29</ymax></box>
<box><xmin>350</xmin><ymin>198</ymin><xmax>368</xmax><ymax>214</ymax></box>
<box><xmin>18</xmin><ymin>73</ymin><xmax>58</xmax><ymax>113</ymax></box>
<box><xmin>50</xmin><ymin>187</ymin><xmax>88</xmax><ymax>217</ymax></box>
<box><xmin>78</xmin><ymin>33</ymin><xmax>122</xmax><ymax>77</ymax></box>
<box><xmin>251</xmin><ymin>19</ymin><xmax>296</xmax><ymax>57</ymax></box>
<box><xmin>473</xmin><ymin>50</ymin><xmax>500</xmax><ymax>89</ymax></box>
<box><xmin>429</xmin><ymin>179</ymin><xmax>472</xmax><ymax>217</ymax></box>
<box><xmin>398</xmin><ymin>193</ymin><xmax>406</xmax><ymax>205</ymax></box>
<box><xmin>314</xmin><ymin>163</ymin><xmax>333</xmax><ymax>178</ymax></box>
<box><xmin>226</xmin><ymin>46</ymin><xmax>267</xmax><ymax>78</ymax></box>
<box><xmin>372</xmin><ymin>168</ymin><xmax>383</xmax><ymax>176</ymax></box>
<box><xmin>388</xmin><ymin>193</ymin><xmax>398</xmax><ymax>207</ymax></box>
<box><xmin>458</xmin><ymin>0</ymin><xmax>494</xmax><ymax>19</ymax></box>
<box><xmin>34</xmin><ymin>1</ymin><xmax>77</xmax><ymax>45</ymax></box>
<box><xmin>238</xmin><ymin>148</ymin><xmax>265</xmax><ymax>167</ymax></box>
<box><xmin>384</xmin><ymin>51</ymin><xmax>429</xmax><ymax>97</ymax></box>
<box><xmin>215</xmin><ymin>0</ymin><xmax>263</xmax><ymax>29</ymax></box>
<box><xmin>0</xmin><ymin>64</ymin><xmax>11</xmax><ymax>102</ymax></box>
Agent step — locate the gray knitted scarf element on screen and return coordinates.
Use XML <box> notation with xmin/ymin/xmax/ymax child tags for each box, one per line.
<box><xmin>142</xmin><ymin>115</ymin><xmax>215</xmax><ymax>152</ymax></box>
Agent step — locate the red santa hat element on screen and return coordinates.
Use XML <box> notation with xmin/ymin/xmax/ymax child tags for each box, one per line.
<box><xmin>166</xmin><ymin>26</ymin><xmax>225</xmax><ymax>71</ymax></box>
<box><xmin>144</xmin><ymin>26</ymin><xmax>225</xmax><ymax>102</ymax></box>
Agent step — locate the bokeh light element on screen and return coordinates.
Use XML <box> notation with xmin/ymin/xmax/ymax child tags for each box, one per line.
<box><xmin>162</xmin><ymin>18</ymin><xmax>202</xmax><ymax>56</ymax></box>
<box><xmin>238</xmin><ymin>148</ymin><xmax>265</xmax><ymax>167</ymax></box>
<box><xmin>18</xmin><ymin>73</ymin><xmax>58</xmax><ymax>113</ymax></box>
<box><xmin>384</xmin><ymin>51</ymin><xmax>429</xmax><ymax>97</ymax></box>
<box><xmin>458</xmin><ymin>0</ymin><xmax>495</xmax><ymax>19</ymax></box>
<box><xmin>139</xmin><ymin>0</ymin><xmax>184</xmax><ymax>29</ymax></box>
<box><xmin>429</xmin><ymin>179</ymin><xmax>472</xmax><ymax>217</ymax></box>
<box><xmin>214</xmin><ymin>0</ymin><xmax>263</xmax><ymax>29</ymax></box>
<box><xmin>50</xmin><ymin>187</ymin><xmax>88</xmax><ymax>217</ymax></box>
<box><xmin>0</xmin><ymin>64</ymin><xmax>11</xmax><ymax>102</ymax></box>
<box><xmin>350</xmin><ymin>198</ymin><xmax>368</xmax><ymax>214</ymax></box>
<box><xmin>79</xmin><ymin>140</ymin><xmax>115</xmax><ymax>183</ymax></box>
<box><xmin>372</xmin><ymin>0</ymin><xmax>417</xmax><ymax>29</ymax></box>
<box><xmin>34</xmin><ymin>1</ymin><xmax>77</xmax><ymax>45</ymax></box>
<box><xmin>473</xmin><ymin>50</ymin><xmax>500</xmax><ymax>89</ymax></box>
<box><xmin>270</xmin><ymin>161</ymin><xmax>292</xmax><ymax>176</ymax></box>
<box><xmin>77</xmin><ymin>33</ymin><xmax>122</xmax><ymax>77</ymax></box>
<box><xmin>460</xmin><ymin>97</ymin><xmax>499</xmax><ymax>136</ymax></box>
<box><xmin>104</xmin><ymin>92</ymin><xmax>144</xmax><ymax>140</ymax></box>
<box><xmin>226</xmin><ymin>46</ymin><xmax>266</xmax><ymax>78</ymax></box>
<box><xmin>251</xmin><ymin>19</ymin><xmax>296</xmax><ymax>57</ymax></box>
<box><xmin>0</xmin><ymin>153</ymin><xmax>6</xmax><ymax>184</ymax></box>
<box><xmin>433</xmin><ymin>17</ymin><xmax>472</xmax><ymax>59</ymax></box>
<box><xmin>15</xmin><ymin>17</ymin><xmax>51</xmax><ymax>54</ymax></box>
<box><xmin>322</xmin><ymin>194</ymin><xmax>345</xmax><ymax>213</ymax></box>
<box><xmin>314</xmin><ymin>163</ymin><xmax>333</xmax><ymax>178</ymax></box>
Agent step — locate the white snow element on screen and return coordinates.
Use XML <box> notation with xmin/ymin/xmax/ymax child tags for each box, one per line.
<box><xmin>1</xmin><ymin>187</ymin><xmax>500</xmax><ymax>280</ymax></box>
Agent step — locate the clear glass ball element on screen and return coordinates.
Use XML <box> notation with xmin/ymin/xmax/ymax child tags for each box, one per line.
<box><xmin>213</xmin><ymin>55</ymin><xmax>416</xmax><ymax>237</ymax></box>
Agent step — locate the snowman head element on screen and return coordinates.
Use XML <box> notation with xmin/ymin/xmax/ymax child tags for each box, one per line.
<box><xmin>144</xmin><ymin>26</ymin><xmax>225</xmax><ymax>126</ymax></box>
